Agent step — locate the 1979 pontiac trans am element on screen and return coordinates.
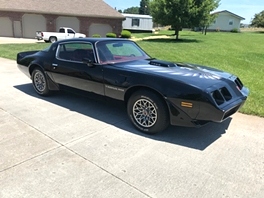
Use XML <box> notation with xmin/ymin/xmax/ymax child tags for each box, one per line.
<box><xmin>17</xmin><ymin>38</ymin><xmax>249</xmax><ymax>134</ymax></box>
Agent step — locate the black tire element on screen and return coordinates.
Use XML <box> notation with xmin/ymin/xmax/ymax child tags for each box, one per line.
<box><xmin>49</xmin><ymin>36</ymin><xmax>57</xmax><ymax>43</ymax></box>
<box><xmin>32</xmin><ymin>68</ymin><xmax>50</xmax><ymax>96</ymax></box>
<box><xmin>127</xmin><ymin>90</ymin><xmax>169</xmax><ymax>134</ymax></box>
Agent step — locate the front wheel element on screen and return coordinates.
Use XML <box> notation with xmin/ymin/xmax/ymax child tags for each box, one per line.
<box><xmin>127</xmin><ymin>90</ymin><xmax>169</xmax><ymax>134</ymax></box>
<box><xmin>32</xmin><ymin>68</ymin><xmax>50</xmax><ymax>96</ymax></box>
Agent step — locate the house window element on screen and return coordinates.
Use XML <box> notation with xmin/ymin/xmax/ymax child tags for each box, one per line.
<box><xmin>229</xmin><ymin>19</ymin><xmax>234</xmax><ymax>25</ymax></box>
<box><xmin>213</xmin><ymin>20</ymin><xmax>216</xmax><ymax>24</ymax></box>
<box><xmin>132</xmin><ymin>18</ymin><xmax>140</xmax><ymax>27</ymax></box>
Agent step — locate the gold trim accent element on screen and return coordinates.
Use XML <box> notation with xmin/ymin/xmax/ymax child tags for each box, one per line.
<box><xmin>181</xmin><ymin>102</ymin><xmax>193</xmax><ymax>108</ymax></box>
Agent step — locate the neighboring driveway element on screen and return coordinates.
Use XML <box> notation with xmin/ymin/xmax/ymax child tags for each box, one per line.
<box><xmin>0</xmin><ymin>57</ymin><xmax>263</xmax><ymax>197</ymax></box>
<box><xmin>0</xmin><ymin>37</ymin><xmax>43</xmax><ymax>44</ymax></box>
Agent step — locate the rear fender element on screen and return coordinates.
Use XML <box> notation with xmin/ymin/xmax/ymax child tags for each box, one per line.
<box><xmin>29</xmin><ymin>63</ymin><xmax>59</xmax><ymax>91</ymax></box>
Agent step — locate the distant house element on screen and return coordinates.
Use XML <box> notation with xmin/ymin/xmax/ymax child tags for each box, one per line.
<box><xmin>122</xmin><ymin>14</ymin><xmax>153</xmax><ymax>32</ymax></box>
<box><xmin>208</xmin><ymin>10</ymin><xmax>245</xmax><ymax>31</ymax></box>
<box><xmin>0</xmin><ymin>0</ymin><xmax>124</xmax><ymax>38</ymax></box>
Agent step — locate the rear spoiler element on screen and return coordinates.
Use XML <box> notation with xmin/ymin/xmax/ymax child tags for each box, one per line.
<box><xmin>17</xmin><ymin>51</ymin><xmax>39</xmax><ymax>63</ymax></box>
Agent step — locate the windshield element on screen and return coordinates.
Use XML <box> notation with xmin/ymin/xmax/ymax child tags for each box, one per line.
<box><xmin>96</xmin><ymin>40</ymin><xmax>150</xmax><ymax>64</ymax></box>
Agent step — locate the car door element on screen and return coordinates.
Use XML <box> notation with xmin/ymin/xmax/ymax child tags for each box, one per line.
<box><xmin>50</xmin><ymin>41</ymin><xmax>104</xmax><ymax>95</ymax></box>
<box><xmin>65</xmin><ymin>29</ymin><xmax>76</xmax><ymax>39</ymax></box>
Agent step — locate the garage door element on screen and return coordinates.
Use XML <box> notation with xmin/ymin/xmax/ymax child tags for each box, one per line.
<box><xmin>0</xmin><ymin>17</ymin><xmax>13</xmax><ymax>37</ymax></box>
<box><xmin>56</xmin><ymin>17</ymin><xmax>79</xmax><ymax>32</ymax></box>
<box><xmin>22</xmin><ymin>14</ymin><xmax>46</xmax><ymax>38</ymax></box>
<box><xmin>89</xmin><ymin>23</ymin><xmax>112</xmax><ymax>37</ymax></box>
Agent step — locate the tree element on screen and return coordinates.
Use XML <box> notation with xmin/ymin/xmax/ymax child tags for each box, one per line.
<box><xmin>190</xmin><ymin>0</ymin><xmax>220</xmax><ymax>35</ymax></box>
<box><xmin>199</xmin><ymin>13</ymin><xmax>217</xmax><ymax>35</ymax></box>
<box><xmin>139</xmin><ymin>0</ymin><xmax>150</xmax><ymax>15</ymax></box>
<box><xmin>251</xmin><ymin>11</ymin><xmax>264</xmax><ymax>28</ymax></box>
<box><xmin>123</xmin><ymin>6</ymin><xmax>140</xmax><ymax>14</ymax></box>
<box><xmin>150</xmin><ymin>0</ymin><xmax>219</xmax><ymax>39</ymax></box>
<box><xmin>118</xmin><ymin>9</ymin><xmax>123</xmax><ymax>13</ymax></box>
<box><xmin>150</xmin><ymin>0</ymin><xmax>192</xmax><ymax>40</ymax></box>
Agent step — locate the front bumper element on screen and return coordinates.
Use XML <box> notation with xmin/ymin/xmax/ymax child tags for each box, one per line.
<box><xmin>166</xmin><ymin>86</ymin><xmax>248</xmax><ymax>128</ymax></box>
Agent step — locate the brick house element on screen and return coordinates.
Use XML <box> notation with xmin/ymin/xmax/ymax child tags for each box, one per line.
<box><xmin>0</xmin><ymin>0</ymin><xmax>124</xmax><ymax>38</ymax></box>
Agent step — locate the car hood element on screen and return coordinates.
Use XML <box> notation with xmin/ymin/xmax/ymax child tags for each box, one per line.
<box><xmin>119</xmin><ymin>59</ymin><xmax>235</xmax><ymax>89</ymax></box>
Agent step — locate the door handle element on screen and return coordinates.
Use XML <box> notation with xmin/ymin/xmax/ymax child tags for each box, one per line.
<box><xmin>52</xmin><ymin>63</ymin><xmax>58</xmax><ymax>69</ymax></box>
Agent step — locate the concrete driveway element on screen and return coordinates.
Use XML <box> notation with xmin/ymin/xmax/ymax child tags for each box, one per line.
<box><xmin>0</xmin><ymin>57</ymin><xmax>263</xmax><ymax>198</ymax></box>
<box><xmin>0</xmin><ymin>37</ymin><xmax>43</xmax><ymax>44</ymax></box>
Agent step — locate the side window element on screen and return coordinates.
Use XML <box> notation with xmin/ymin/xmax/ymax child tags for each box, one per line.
<box><xmin>68</xmin><ymin>29</ymin><xmax>75</xmax><ymax>34</ymax></box>
<box><xmin>229</xmin><ymin>19</ymin><xmax>234</xmax><ymax>25</ymax></box>
<box><xmin>57</xmin><ymin>42</ymin><xmax>95</xmax><ymax>62</ymax></box>
<box><xmin>59</xmin><ymin>28</ymin><xmax>65</xmax><ymax>33</ymax></box>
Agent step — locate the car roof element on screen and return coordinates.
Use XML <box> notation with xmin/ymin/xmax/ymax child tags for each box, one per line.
<box><xmin>56</xmin><ymin>37</ymin><xmax>132</xmax><ymax>44</ymax></box>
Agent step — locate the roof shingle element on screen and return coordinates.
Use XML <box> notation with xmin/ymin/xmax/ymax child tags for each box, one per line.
<box><xmin>0</xmin><ymin>0</ymin><xmax>124</xmax><ymax>19</ymax></box>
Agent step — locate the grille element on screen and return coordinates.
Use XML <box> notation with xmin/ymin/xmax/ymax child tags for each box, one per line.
<box><xmin>220</xmin><ymin>87</ymin><xmax>232</xmax><ymax>101</ymax></box>
<box><xmin>211</xmin><ymin>87</ymin><xmax>232</xmax><ymax>106</ymax></box>
<box><xmin>212</xmin><ymin>90</ymin><xmax>224</xmax><ymax>105</ymax></box>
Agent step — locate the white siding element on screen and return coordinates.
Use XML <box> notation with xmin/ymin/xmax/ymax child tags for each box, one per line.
<box><xmin>208</xmin><ymin>12</ymin><xmax>242</xmax><ymax>31</ymax></box>
<box><xmin>122</xmin><ymin>14</ymin><xmax>153</xmax><ymax>31</ymax></box>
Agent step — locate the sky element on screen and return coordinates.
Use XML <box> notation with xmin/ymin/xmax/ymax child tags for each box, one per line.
<box><xmin>103</xmin><ymin>0</ymin><xmax>264</xmax><ymax>24</ymax></box>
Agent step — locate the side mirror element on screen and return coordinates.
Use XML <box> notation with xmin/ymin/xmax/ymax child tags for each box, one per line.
<box><xmin>82</xmin><ymin>58</ymin><xmax>94</xmax><ymax>67</ymax></box>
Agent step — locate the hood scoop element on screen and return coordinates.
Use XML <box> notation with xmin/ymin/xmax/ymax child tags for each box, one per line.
<box><xmin>149</xmin><ymin>59</ymin><xmax>176</xmax><ymax>67</ymax></box>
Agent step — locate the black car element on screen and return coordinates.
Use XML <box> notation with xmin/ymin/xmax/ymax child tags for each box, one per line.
<box><xmin>17</xmin><ymin>38</ymin><xmax>249</xmax><ymax>134</ymax></box>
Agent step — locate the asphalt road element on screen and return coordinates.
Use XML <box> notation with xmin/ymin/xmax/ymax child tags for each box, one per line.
<box><xmin>0</xmin><ymin>55</ymin><xmax>263</xmax><ymax>197</ymax></box>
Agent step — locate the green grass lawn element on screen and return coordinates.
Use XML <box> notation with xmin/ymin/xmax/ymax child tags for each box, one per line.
<box><xmin>136</xmin><ymin>30</ymin><xmax>264</xmax><ymax>117</ymax></box>
<box><xmin>0</xmin><ymin>30</ymin><xmax>263</xmax><ymax>117</ymax></box>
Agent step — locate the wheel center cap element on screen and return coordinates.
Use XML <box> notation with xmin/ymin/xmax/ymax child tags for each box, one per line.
<box><xmin>143</xmin><ymin>109</ymin><xmax>149</xmax><ymax>116</ymax></box>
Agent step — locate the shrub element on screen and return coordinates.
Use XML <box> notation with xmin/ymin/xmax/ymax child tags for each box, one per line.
<box><xmin>92</xmin><ymin>34</ymin><xmax>101</xmax><ymax>38</ymax></box>
<box><xmin>231</xmin><ymin>28</ymin><xmax>239</xmax><ymax>33</ymax></box>
<box><xmin>215</xmin><ymin>28</ymin><xmax>220</xmax><ymax>32</ymax></box>
<box><xmin>106</xmin><ymin>33</ymin><xmax>117</xmax><ymax>38</ymax></box>
<box><xmin>121</xmin><ymin>30</ymin><xmax>132</xmax><ymax>38</ymax></box>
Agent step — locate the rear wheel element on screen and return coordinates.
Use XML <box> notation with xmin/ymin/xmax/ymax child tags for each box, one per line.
<box><xmin>127</xmin><ymin>90</ymin><xmax>169</xmax><ymax>134</ymax></box>
<box><xmin>49</xmin><ymin>36</ymin><xmax>57</xmax><ymax>43</ymax></box>
<box><xmin>32</xmin><ymin>68</ymin><xmax>50</xmax><ymax>96</ymax></box>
